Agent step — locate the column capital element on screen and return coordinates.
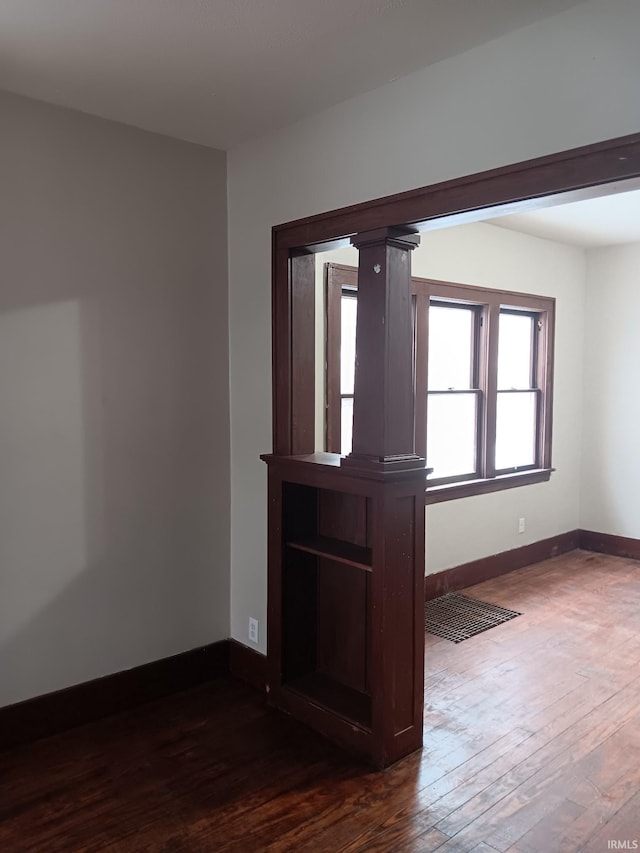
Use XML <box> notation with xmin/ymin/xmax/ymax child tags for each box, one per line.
<box><xmin>350</xmin><ymin>227</ymin><xmax>420</xmax><ymax>252</ymax></box>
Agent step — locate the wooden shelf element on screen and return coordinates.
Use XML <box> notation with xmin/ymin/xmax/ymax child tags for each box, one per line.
<box><xmin>264</xmin><ymin>460</ymin><xmax>426</xmax><ymax>766</ymax></box>
<box><xmin>285</xmin><ymin>672</ymin><xmax>372</xmax><ymax>730</ymax></box>
<box><xmin>287</xmin><ymin>536</ymin><xmax>372</xmax><ymax>571</ymax></box>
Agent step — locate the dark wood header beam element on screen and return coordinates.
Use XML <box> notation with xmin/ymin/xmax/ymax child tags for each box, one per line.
<box><xmin>271</xmin><ymin>132</ymin><xmax>640</xmax><ymax>457</ymax></box>
<box><xmin>274</xmin><ymin>133</ymin><xmax>640</xmax><ymax>250</ymax></box>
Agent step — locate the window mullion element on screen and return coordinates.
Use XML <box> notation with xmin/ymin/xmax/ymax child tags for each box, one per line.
<box><xmin>414</xmin><ymin>293</ymin><xmax>429</xmax><ymax>460</ymax></box>
<box><xmin>535</xmin><ymin>310</ymin><xmax>554</xmax><ymax>470</ymax></box>
<box><xmin>325</xmin><ymin>271</ymin><xmax>343</xmax><ymax>452</ymax></box>
<box><xmin>483</xmin><ymin>300</ymin><xmax>500</xmax><ymax>478</ymax></box>
<box><xmin>325</xmin><ymin>265</ymin><xmax>358</xmax><ymax>454</ymax></box>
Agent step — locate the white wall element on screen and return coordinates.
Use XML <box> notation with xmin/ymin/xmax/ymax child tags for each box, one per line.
<box><xmin>228</xmin><ymin>0</ymin><xmax>640</xmax><ymax>651</ymax></box>
<box><xmin>0</xmin><ymin>91</ymin><xmax>230</xmax><ymax>707</ymax></box>
<box><xmin>580</xmin><ymin>243</ymin><xmax>640</xmax><ymax>537</ymax></box>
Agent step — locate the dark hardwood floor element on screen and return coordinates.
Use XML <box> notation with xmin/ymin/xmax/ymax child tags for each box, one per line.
<box><xmin>2</xmin><ymin>549</ymin><xmax>640</xmax><ymax>851</ymax></box>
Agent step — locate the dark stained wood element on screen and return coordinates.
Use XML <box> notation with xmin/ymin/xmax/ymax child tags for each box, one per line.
<box><xmin>414</xmin><ymin>276</ymin><xmax>556</xmax><ymax>309</ymax></box>
<box><xmin>263</xmin><ymin>128</ymin><xmax>640</xmax><ymax>807</ymax></box>
<box><xmin>274</xmin><ymin>133</ymin><xmax>640</xmax><ymax>249</ymax></box>
<box><xmin>282</xmin><ymin>541</ymin><xmax>318</xmax><ymax>684</ymax></box>
<box><xmin>426</xmin><ymin>468</ymin><xmax>553</xmax><ymax>504</ymax></box>
<box><xmin>315</xmin><ymin>488</ymin><xmax>371</xmax><ymax>691</ymax></box>
<box><xmin>0</xmin><ymin>529</ymin><xmax>605</xmax><ymax>759</ymax></box>
<box><xmin>290</xmin><ymin>252</ymin><xmax>316</xmax><ymax>455</ymax></box>
<box><xmin>344</xmin><ymin>227</ymin><xmax>422</xmax><ymax>470</ymax></box>
<box><xmin>317</xmin><ymin>558</ymin><xmax>369</xmax><ymax>691</ymax></box>
<box><xmin>418</xmin><ymin>279</ymin><xmax>555</xmax><ymax>481</ymax></box>
<box><xmin>289</xmin><ymin>536</ymin><xmax>372</xmax><ymax>570</ymax></box>
<box><xmin>325</xmin><ymin>263</ymin><xmax>359</xmax><ymax>454</ymax></box>
<box><xmin>262</xmin><ymin>452</ymin><xmax>427</xmax><ymax>767</ymax></box>
<box><xmin>318</xmin><ymin>487</ymin><xmax>369</xmax><ymax>545</ymax></box>
<box><xmin>414</xmin><ymin>290</ymin><xmax>429</xmax><ymax>458</ymax></box>
<box><xmin>287</xmin><ymin>672</ymin><xmax>371</xmax><ymax>729</ymax></box>
<box><xmin>0</xmin><ymin>640</ymin><xmax>229</xmax><ymax>752</ymax></box>
<box><xmin>4</xmin><ymin>551</ymin><xmax>640</xmax><ymax>851</ymax></box>
<box><xmin>373</xmin><ymin>492</ymin><xmax>423</xmax><ymax>736</ymax></box>
<box><xmin>325</xmin><ymin>264</ymin><xmax>343</xmax><ymax>453</ymax></box>
<box><xmin>484</xmin><ymin>299</ymin><xmax>500</xmax><ymax>478</ymax></box>
<box><xmin>229</xmin><ymin>639</ymin><xmax>267</xmax><ymax>693</ymax></box>
<box><xmin>273</xmin><ymin>134</ymin><xmax>640</xmax><ymax>471</ymax></box>
<box><xmin>579</xmin><ymin>528</ymin><xmax>640</xmax><ymax>561</ymax></box>
<box><xmin>326</xmin><ymin>267</ymin><xmax>554</xmax><ymax>495</ymax></box>
<box><xmin>537</xmin><ymin>300</ymin><xmax>555</xmax><ymax>472</ymax></box>
<box><xmin>424</xmin><ymin>530</ymin><xmax>578</xmax><ymax>600</ymax></box>
<box><xmin>273</xmin><ymin>249</ymin><xmax>316</xmax><ymax>456</ymax></box>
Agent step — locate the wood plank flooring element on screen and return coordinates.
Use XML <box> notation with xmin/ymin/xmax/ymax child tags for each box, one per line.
<box><xmin>2</xmin><ymin>549</ymin><xmax>640</xmax><ymax>851</ymax></box>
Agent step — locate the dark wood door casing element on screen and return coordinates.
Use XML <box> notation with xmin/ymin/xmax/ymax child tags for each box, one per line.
<box><xmin>273</xmin><ymin>133</ymin><xmax>640</xmax><ymax>458</ymax></box>
<box><xmin>266</xmin><ymin>132</ymin><xmax>640</xmax><ymax>767</ymax></box>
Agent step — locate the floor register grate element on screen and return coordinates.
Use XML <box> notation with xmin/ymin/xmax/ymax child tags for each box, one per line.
<box><xmin>425</xmin><ymin>592</ymin><xmax>521</xmax><ymax>643</ymax></box>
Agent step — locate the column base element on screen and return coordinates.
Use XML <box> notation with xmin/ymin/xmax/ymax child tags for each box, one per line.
<box><xmin>341</xmin><ymin>453</ymin><xmax>429</xmax><ymax>476</ymax></box>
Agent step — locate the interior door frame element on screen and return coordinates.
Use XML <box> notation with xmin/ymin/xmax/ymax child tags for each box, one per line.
<box><xmin>271</xmin><ymin>133</ymin><xmax>640</xmax><ymax>457</ymax></box>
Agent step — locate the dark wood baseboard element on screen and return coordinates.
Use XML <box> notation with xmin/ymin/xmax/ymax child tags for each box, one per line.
<box><xmin>0</xmin><ymin>640</ymin><xmax>230</xmax><ymax>752</ymax></box>
<box><xmin>579</xmin><ymin>529</ymin><xmax>640</xmax><ymax>561</ymax></box>
<box><xmin>425</xmin><ymin>530</ymin><xmax>579</xmax><ymax>600</ymax></box>
<box><xmin>229</xmin><ymin>640</ymin><xmax>267</xmax><ymax>692</ymax></box>
<box><xmin>7</xmin><ymin>529</ymin><xmax>628</xmax><ymax>752</ymax></box>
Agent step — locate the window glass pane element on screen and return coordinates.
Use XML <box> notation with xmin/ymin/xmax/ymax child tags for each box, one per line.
<box><xmin>428</xmin><ymin>305</ymin><xmax>474</xmax><ymax>390</ymax></box>
<box><xmin>426</xmin><ymin>393</ymin><xmax>477</xmax><ymax>479</ymax></box>
<box><xmin>495</xmin><ymin>391</ymin><xmax>536</xmax><ymax>469</ymax></box>
<box><xmin>498</xmin><ymin>312</ymin><xmax>533</xmax><ymax>389</ymax></box>
<box><xmin>341</xmin><ymin>397</ymin><xmax>353</xmax><ymax>456</ymax></box>
<box><xmin>340</xmin><ymin>295</ymin><xmax>357</xmax><ymax>395</ymax></box>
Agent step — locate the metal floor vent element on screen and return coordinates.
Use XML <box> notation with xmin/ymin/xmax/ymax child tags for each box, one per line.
<box><xmin>425</xmin><ymin>593</ymin><xmax>521</xmax><ymax>643</ymax></box>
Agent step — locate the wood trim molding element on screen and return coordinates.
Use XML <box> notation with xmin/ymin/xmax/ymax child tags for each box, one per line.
<box><xmin>424</xmin><ymin>530</ymin><xmax>579</xmax><ymax>600</ymax></box>
<box><xmin>2</xmin><ymin>530</ymin><xmax>632</xmax><ymax>752</ymax></box>
<box><xmin>272</xmin><ymin>133</ymin><xmax>640</xmax><ymax>458</ymax></box>
<box><xmin>426</xmin><ymin>469</ymin><xmax>553</xmax><ymax>504</ymax></box>
<box><xmin>579</xmin><ymin>529</ymin><xmax>640</xmax><ymax>561</ymax></box>
<box><xmin>229</xmin><ymin>640</ymin><xmax>267</xmax><ymax>692</ymax></box>
<box><xmin>0</xmin><ymin>640</ymin><xmax>230</xmax><ymax>752</ymax></box>
<box><xmin>274</xmin><ymin>134</ymin><xmax>640</xmax><ymax>250</ymax></box>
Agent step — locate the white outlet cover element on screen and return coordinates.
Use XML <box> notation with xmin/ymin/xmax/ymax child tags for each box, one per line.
<box><xmin>248</xmin><ymin>618</ymin><xmax>259</xmax><ymax>643</ymax></box>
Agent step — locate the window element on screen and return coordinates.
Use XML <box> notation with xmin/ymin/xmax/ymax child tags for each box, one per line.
<box><xmin>425</xmin><ymin>301</ymin><xmax>481</xmax><ymax>482</ymax></box>
<box><xmin>326</xmin><ymin>264</ymin><xmax>358</xmax><ymax>455</ymax></box>
<box><xmin>325</xmin><ymin>264</ymin><xmax>555</xmax><ymax>503</ymax></box>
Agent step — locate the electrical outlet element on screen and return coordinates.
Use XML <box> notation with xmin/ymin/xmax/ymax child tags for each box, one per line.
<box><xmin>248</xmin><ymin>617</ymin><xmax>259</xmax><ymax>644</ymax></box>
<box><xmin>518</xmin><ymin>517</ymin><xmax>526</xmax><ymax>534</ymax></box>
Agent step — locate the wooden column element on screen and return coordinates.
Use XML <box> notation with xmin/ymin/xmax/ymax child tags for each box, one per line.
<box><xmin>343</xmin><ymin>227</ymin><xmax>423</xmax><ymax>472</ymax></box>
<box><xmin>272</xmin><ymin>247</ymin><xmax>316</xmax><ymax>456</ymax></box>
<box><xmin>265</xmin><ymin>226</ymin><xmax>427</xmax><ymax>768</ymax></box>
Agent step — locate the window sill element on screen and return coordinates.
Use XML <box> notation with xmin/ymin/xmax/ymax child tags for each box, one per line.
<box><xmin>425</xmin><ymin>468</ymin><xmax>553</xmax><ymax>505</ymax></box>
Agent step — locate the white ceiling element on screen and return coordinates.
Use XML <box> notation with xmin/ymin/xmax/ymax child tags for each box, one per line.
<box><xmin>490</xmin><ymin>188</ymin><xmax>640</xmax><ymax>248</ymax></box>
<box><xmin>0</xmin><ymin>0</ymin><xmax>586</xmax><ymax>149</ymax></box>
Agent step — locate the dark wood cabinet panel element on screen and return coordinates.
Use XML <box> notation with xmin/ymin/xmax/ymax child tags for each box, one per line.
<box><xmin>266</xmin><ymin>226</ymin><xmax>427</xmax><ymax>767</ymax></box>
<box><xmin>262</xmin><ymin>453</ymin><xmax>427</xmax><ymax>767</ymax></box>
